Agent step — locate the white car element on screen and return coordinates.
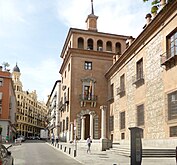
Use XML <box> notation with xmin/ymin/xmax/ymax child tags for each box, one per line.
<box><xmin>17</xmin><ymin>136</ymin><xmax>25</xmax><ymax>142</ymax></box>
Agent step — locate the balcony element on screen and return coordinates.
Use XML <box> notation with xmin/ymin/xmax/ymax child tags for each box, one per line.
<box><xmin>117</xmin><ymin>87</ymin><xmax>125</xmax><ymax>97</ymax></box>
<box><xmin>79</xmin><ymin>94</ymin><xmax>97</xmax><ymax>107</ymax></box>
<box><xmin>161</xmin><ymin>46</ymin><xmax>177</xmax><ymax>68</ymax></box>
<box><xmin>132</xmin><ymin>74</ymin><xmax>144</xmax><ymax>87</ymax></box>
<box><xmin>64</xmin><ymin>96</ymin><xmax>69</xmax><ymax>104</ymax></box>
<box><xmin>58</xmin><ymin>101</ymin><xmax>65</xmax><ymax>111</ymax></box>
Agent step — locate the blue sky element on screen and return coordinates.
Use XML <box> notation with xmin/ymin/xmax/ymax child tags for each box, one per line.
<box><xmin>0</xmin><ymin>0</ymin><xmax>151</xmax><ymax>102</ymax></box>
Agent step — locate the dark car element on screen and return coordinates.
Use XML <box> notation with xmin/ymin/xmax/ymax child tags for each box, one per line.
<box><xmin>0</xmin><ymin>144</ymin><xmax>14</xmax><ymax>165</ymax></box>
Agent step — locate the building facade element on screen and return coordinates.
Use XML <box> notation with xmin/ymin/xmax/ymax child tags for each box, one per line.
<box><xmin>12</xmin><ymin>64</ymin><xmax>47</xmax><ymax>138</ymax></box>
<box><xmin>106</xmin><ymin>0</ymin><xmax>177</xmax><ymax>147</ymax></box>
<box><xmin>58</xmin><ymin>1</ymin><xmax>129</xmax><ymax>142</ymax></box>
<box><xmin>0</xmin><ymin>66</ymin><xmax>17</xmax><ymax>142</ymax></box>
<box><xmin>46</xmin><ymin>80</ymin><xmax>61</xmax><ymax>140</ymax></box>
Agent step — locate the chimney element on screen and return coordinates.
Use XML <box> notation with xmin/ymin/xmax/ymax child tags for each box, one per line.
<box><xmin>160</xmin><ymin>0</ymin><xmax>166</xmax><ymax>9</ymax></box>
<box><xmin>113</xmin><ymin>55</ymin><xmax>116</xmax><ymax>64</ymax></box>
<box><xmin>145</xmin><ymin>13</ymin><xmax>152</xmax><ymax>25</ymax></box>
<box><xmin>127</xmin><ymin>36</ymin><xmax>134</xmax><ymax>46</ymax></box>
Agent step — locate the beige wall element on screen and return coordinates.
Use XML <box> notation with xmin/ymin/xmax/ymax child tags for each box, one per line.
<box><xmin>107</xmin><ymin>1</ymin><xmax>177</xmax><ymax>147</ymax></box>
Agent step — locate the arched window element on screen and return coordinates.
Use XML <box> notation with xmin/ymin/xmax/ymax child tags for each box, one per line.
<box><xmin>97</xmin><ymin>40</ymin><xmax>103</xmax><ymax>51</ymax></box>
<box><xmin>87</xmin><ymin>38</ymin><xmax>94</xmax><ymax>50</ymax></box>
<box><xmin>78</xmin><ymin>37</ymin><xmax>84</xmax><ymax>49</ymax></box>
<box><xmin>115</xmin><ymin>42</ymin><xmax>121</xmax><ymax>55</ymax></box>
<box><xmin>106</xmin><ymin>41</ymin><xmax>112</xmax><ymax>51</ymax></box>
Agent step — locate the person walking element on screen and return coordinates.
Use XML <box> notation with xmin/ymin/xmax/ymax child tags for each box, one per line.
<box><xmin>86</xmin><ymin>136</ymin><xmax>92</xmax><ymax>153</ymax></box>
<box><xmin>51</xmin><ymin>133</ymin><xmax>54</xmax><ymax>145</ymax></box>
<box><xmin>55</xmin><ymin>135</ymin><xmax>59</xmax><ymax>146</ymax></box>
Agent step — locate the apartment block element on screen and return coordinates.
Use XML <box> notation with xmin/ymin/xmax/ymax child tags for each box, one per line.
<box><xmin>46</xmin><ymin>80</ymin><xmax>61</xmax><ymax>139</ymax></box>
<box><xmin>12</xmin><ymin>64</ymin><xmax>47</xmax><ymax>138</ymax></box>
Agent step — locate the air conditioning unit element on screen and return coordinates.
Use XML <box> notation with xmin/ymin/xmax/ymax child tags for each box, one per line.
<box><xmin>98</xmin><ymin>47</ymin><xmax>103</xmax><ymax>51</ymax></box>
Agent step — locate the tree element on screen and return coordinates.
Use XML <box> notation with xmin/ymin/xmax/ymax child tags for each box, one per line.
<box><xmin>143</xmin><ymin>0</ymin><xmax>160</xmax><ymax>13</ymax></box>
<box><xmin>2</xmin><ymin>62</ymin><xmax>10</xmax><ymax>71</ymax></box>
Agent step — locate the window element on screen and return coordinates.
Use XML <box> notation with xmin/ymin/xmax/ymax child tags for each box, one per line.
<box><xmin>63</xmin><ymin>120</ymin><xmax>65</xmax><ymax>131</ymax></box>
<box><xmin>117</xmin><ymin>74</ymin><xmax>125</xmax><ymax>97</ymax></box>
<box><xmin>137</xmin><ymin>104</ymin><xmax>144</xmax><ymax>126</ymax></box>
<box><xmin>84</xmin><ymin>61</ymin><xmax>92</xmax><ymax>70</ymax></box>
<box><xmin>109</xmin><ymin>83</ymin><xmax>114</xmax><ymax>100</ymax></box>
<box><xmin>115</xmin><ymin>42</ymin><xmax>121</xmax><ymax>55</ymax></box>
<box><xmin>120</xmin><ymin>74</ymin><xmax>125</xmax><ymax>92</ymax></box>
<box><xmin>78</xmin><ymin>37</ymin><xmax>84</xmax><ymax>49</ymax></box>
<box><xmin>120</xmin><ymin>111</ymin><xmax>125</xmax><ymax>130</ymax></box>
<box><xmin>170</xmin><ymin>126</ymin><xmax>177</xmax><ymax>137</ymax></box>
<box><xmin>66</xmin><ymin>117</ymin><xmax>69</xmax><ymax>130</ymax></box>
<box><xmin>106</xmin><ymin>41</ymin><xmax>112</xmax><ymax>51</ymax></box>
<box><xmin>87</xmin><ymin>39</ymin><xmax>93</xmax><ymax>50</ymax></box>
<box><xmin>68</xmin><ymin>63</ymin><xmax>70</xmax><ymax>72</ymax></box>
<box><xmin>60</xmin><ymin>122</ymin><xmax>62</xmax><ymax>132</ymax></box>
<box><xmin>168</xmin><ymin>90</ymin><xmax>177</xmax><ymax>120</ymax></box>
<box><xmin>0</xmin><ymin>78</ymin><xmax>3</xmax><ymax>86</ymax></box>
<box><xmin>137</xmin><ymin>58</ymin><xmax>143</xmax><ymax>80</ymax></box>
<box><xmin>109</xmin><ymin>116</ymin><xmax>114</xmax><ymax>131</ymax></box>
<box><xmin>97</xmin><ymin>40</ymin><xmax>103</xmax><ymax>51</ymax></box>
<box><xmin>167</xmin><ymin>30</ymin><xmax>177</xmax><ymax>58</ymax></box>
<box><xmin>121</xmin><ymin>133</ymin><xmax>125</xmax><ymax>139</ymax></box>
<box><xmin>133</xmin><ymin>58</ymin><xmax>144</xmax><ymax>86</ymax></box>
<box><xmin>83</xmin><ymin>85</ymin><xmax>90</xmax><ymax>100</ymax></box>
<box><xmin>0</xmin><ymin>92</ymin><xmax>2</xmax><ymax>101</ymax></box>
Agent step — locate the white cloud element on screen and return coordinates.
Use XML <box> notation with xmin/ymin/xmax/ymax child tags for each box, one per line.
<box><xmin>0</xmin><ymin>0</ymin><xmax>153</xmax><ymax>103</ymax></box>
<box><xmin>0</xmin><ymin>0</ymin><xmax>27</xmax><ymax>24</ymax></box>
<box><xmin>56</xmin><ymin>0</ymin><xmax>151</xmax><ymax>37</ymax></box>
<box><xmin>19</xmin><ymin>58</ymin><xmax>61</xmax><ymax>102</ymax></box>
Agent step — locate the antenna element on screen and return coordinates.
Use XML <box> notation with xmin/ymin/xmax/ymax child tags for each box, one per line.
<box><xmin>91</xmin><ymin>0</ymin><xmax>94</xmax><ymax>15</ymax></box>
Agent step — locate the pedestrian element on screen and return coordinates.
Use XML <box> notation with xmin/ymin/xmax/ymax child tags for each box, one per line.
<box><xmin>86</xmin><ymin>136</ymin><xmax>92</xmax><ymax>153</ymax></box>
<box><xmin>55</xmin><ymin>135</ymin><xmax>59</xmax><ymax>144</ymax></box>
<box><xmin>51</xmin><ymin>133</ymin><xmax>54</xmax><ymax>145</ymax></box>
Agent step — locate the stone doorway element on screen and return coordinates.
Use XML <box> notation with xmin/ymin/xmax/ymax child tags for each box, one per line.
<box><xmin>84</xmin><ymin>114</ymin><xmax>90</xmax><ymax>140</ymax></box>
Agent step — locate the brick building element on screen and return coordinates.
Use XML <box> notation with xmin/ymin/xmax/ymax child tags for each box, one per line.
<box><xmin>0</xmin><ymin>66</ymin><xmax>17</xmax><ymax>142</ymax></box>
<box><xmin>58</xmin><ymin>1</ymin><xmax>129</xmax><ymax>142</ymax></box>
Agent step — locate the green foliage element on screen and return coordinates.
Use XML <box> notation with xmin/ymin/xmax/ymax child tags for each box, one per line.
<box><xmin>2</xmin><ymin>62</ymin><xmax>10</xmax><ymax>70</ymax></box>
<box><xmin>151</xmin><ymin>5</ymin><xmax>159</xmax><ymax>13</ymax></box>
<box><xmin>143</xmin><ymin>0</ymin><xmax>160</xmax><ymax>14</ymax></box>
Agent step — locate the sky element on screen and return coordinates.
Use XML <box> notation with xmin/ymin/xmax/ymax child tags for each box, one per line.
<box><xmin>0</xmin><ymin>0</ymin><xmax>152</xmax><ymax>102</ymax></box>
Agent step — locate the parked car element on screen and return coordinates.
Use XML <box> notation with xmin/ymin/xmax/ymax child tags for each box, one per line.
<box><xmin>16</xmin><ymin>135</ymin><xmax>25</xmax><ymax>142</ymax></box>
<box><xmin>0</xmin><ymin>144</ymin><xmax>14</xmax><ymax>165</ymax></box>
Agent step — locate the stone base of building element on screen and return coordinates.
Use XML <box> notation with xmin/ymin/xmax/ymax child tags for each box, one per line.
<box><xmin>100</xmin><ymin>138</ymin><xmax>112</xmax><ymax>151</ymax></box>
<box><xmin>116</xmin><ymin>138</ymin><xmax>177</xmax><ymax>149</ymax></box>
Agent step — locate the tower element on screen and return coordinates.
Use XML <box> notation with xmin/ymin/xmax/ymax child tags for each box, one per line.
<box><xmin>85</xmin><ymin>0</ymin><xmax>98</xmax><ymax>31</ymax></box>
<box><xmin>12</xmin><ymin>63</ymin><xmax>23</xmax><ymax>92</ymax></box>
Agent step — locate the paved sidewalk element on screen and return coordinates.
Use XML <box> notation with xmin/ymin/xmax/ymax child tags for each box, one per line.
<box><xmin>47</xmin><ymin>142</ymin><xmax>176</xmax><ymax>165</ymax></box>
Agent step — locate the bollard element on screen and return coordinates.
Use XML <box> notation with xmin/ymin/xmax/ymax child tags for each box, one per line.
<box><xmin>69</xmin><ymin>148</ymin><xmax>71</xmax><ymax>154</ymax></box>
<box><xmin>57</xmin><ymin>143</ymin><xmax>59</xmax><ymax>148</ymax></box>
<box><xmin>60</xmin><ymin>145</ymin><xmax>62</xmax><ymax>150</ymax></box>
<box><xmin>176</xmin><ymin>146</ymin><xmax>177</xmax><ymax>165</ymax></box>
<box><xmin>64</xmin><ymin>146</ymin><xmax>66</xmax><ymax>152</ymax></box>
<box><xmin>74</xmin><ymin>149</ymin><xmax>76</xmax><ymax>157</ymax></box>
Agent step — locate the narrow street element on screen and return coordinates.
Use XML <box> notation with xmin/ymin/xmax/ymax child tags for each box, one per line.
<box><xmin>9</xmin><ymin>140</ymin><xmax>82</xmax><ymax>165</ymax></box>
